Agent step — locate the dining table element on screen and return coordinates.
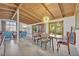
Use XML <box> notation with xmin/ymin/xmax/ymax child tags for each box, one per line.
<box><xmin>49</xmin><ymin>34</ymin><xmax>63</xmax><ymax>51</ymax></box>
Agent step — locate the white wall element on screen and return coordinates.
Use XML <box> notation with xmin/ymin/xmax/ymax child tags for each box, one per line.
<box><xmin>63</xmin><ymin>16</ymin><xmax>79</xmax><ymax>52</ymax></box>
<box><xmin>64</xmin><ymin>16</ymin><xmax>75</xmax><ymax>36</ymax></box>
<box><xmin>75</xmin><ymin>30</ymin><xmax>79</xmax><ymax>52</ymax></box>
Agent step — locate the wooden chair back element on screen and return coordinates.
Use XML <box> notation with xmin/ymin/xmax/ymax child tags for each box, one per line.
<box><xmin>67</xmin><ymin>32</ymin><xmax>70</xmax><ymax>47</ymax></box>
<box><xmin>67</xmin><ymin>32</ymin><xmax>76</xmax><ymax>46</ymax></box>
<box><xmin>74</xmin><ymin>32</ymin><xmax>76</xmax><ymax>46</ymax></box>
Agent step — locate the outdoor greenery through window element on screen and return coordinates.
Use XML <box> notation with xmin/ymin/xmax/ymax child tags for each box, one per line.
<box><xmin>32</xmin><ymin>25</ymin><xmax>37</xmax><ymax>33</ymax></box>
<box><xmin>49</xmin><ymin>21</ymin><xmax>63</xmax><ymax>35</ymax></box>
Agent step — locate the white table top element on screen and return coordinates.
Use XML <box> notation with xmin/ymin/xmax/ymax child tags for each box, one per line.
<box><xmin>49</xmin><ymin>34</ymin><xmax>63</xmax><ymax>38</ymax></box>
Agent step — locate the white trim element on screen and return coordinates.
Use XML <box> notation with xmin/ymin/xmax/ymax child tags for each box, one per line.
<box><xmin>30</xmin><ymin>16</ymin><xmax>74</xmax><ymax>26</ymax></box>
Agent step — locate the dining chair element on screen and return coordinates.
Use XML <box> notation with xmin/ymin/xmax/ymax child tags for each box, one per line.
<box><xmin>40</xmin><ymin>33</ymin><xmax>50</xmax><ymax>49</ymax></box>
<box><xmin>3</xmin><ymin>31</ymin><xmax>13</xmax><ymax>41</ymax></box>
<box><xmin>32</xmin><ymin>32</ymin><xmax>41</xmax><ymax>44</ymax></box>
<box><xmin>19</xmin><ymin>31</ymin><xmax>27</xmax><ymax>40</ymax></box>
<box><xmin>57</xmin><ymin>32</ymin><xmax>76</xmax><ymax>55</ymax></box>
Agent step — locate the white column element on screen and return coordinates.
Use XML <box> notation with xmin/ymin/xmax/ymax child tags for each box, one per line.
<box><xmin>16</xmin><ymin>9</ymin><xmax>20</xmax><ymax>43</ymax></box>
<box><xmin>45</xmin><ymin>22</ymin><xmax>49</xmax><ymax>34</ymax></box>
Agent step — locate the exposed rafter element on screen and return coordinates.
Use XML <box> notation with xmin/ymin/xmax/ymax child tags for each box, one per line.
<box><xmin>41</xmin><ymin>3</ymin><xmax>55</xmax><ymax>19</ymax></box>
<box><xmin>3</xmin><ymin>3</ymin><xmax>17</xmax><ymax>8</ymax></box>
<box><xmin>0</xmin><ymin>3</ymin><xmax>76</xmax><ymax>24</ymax></box>
<box><xmin>20</xmin><ymin>14</ymin><xmax>36</xmax><ymax>23</ymax></box>
<box><xmin>20</xmin><ymin>11</ymin><xmax>38</xmax><ymax>23</ymax></box>
<box><xmin>0</xmin><ymin>14</ymin><xmax>11</xmax><ymax>17</ymax></box>
<box><xmin>20</xmin><ymin>18</ymin><xmax>35</xmax><ymax>24</ymax></box>
<box><xmin>0</xmin><ymin>12</ymin><xmax>13</xmax><ymax>14</ymax></box>
<box><xmin>20</xmin><ymin>7</ymin><xmax>41</xmax><ymax>22</ymax></box>
<box><xmin>11</xmin><ymin>4</ymin><xmax>23</xmax><ymax>20</ymax></box>
<box><xmin>58</xmin><ymin>3</ymin><xmax>64</xmax><ymax>17</ymax></box>
<box><xmin>0</xmin><ymin>7</ymin><xmax>15</xmax><ymax>12</ymax></box>
<box><xmin>20</xmin><ymin>19</ymin><xmax>33</xmax><ymax>24</ymax></box>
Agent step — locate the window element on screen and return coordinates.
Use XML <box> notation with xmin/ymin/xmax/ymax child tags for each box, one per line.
<box><xmin>32</xmin><ymin>25</ymin><xmax>37</xmax><ymax>33</ymax></box>
<box><xmin>56</xmin><ymin>22</ymin><xmax>63</xmax><ymax>35</ymax></box>
<box><xmin>6</xmin><ymin>21</ymin><xmax>16</xmax><ymax>31</ymax></box>
<box><xmin>49</xmin><ymin>21</ymin><xmax>63</xmax><ymax>35</ymax></box>
<box><xmin>49</xmin><ymin>22</ymin><xmax>56</xmax><ymax>34</ymax></box>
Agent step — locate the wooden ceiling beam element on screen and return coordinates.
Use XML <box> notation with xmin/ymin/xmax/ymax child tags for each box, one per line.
<box><xmin>41</xmin><ymin>3</ymin><xmax>55</xmax><ymax>19</ymax></box>
<box><xmin>13</xmin><ymin>14</ymin><xmax>35</xmax><ymax>24</ymax></box>
<box><xmin>20</xmin><ymin>17</ymin><xmax>32</xmax><ymax>24</ymax></box>
<box><xmin>0</xmin><ymin>16</ymin><xmax>11</xmax><ymax>18</ymax></box>
<box><xmin>11</xmin><ymin>4</ymin><xmax>23</xmax><ymax>20</ymax></box>
<box><xmin>19</xmin><ymin>20</ymin><xmax>32</xmax><ymax>24</ymax></box>
<box><xmin>20</xmin><ymin>19</ymin><xmax>34</xmax><ymax>24</ymax></box>
<box><xmin>0</xmin><ymin>12</ymin><xmax>13</xmax><ymax>14</ymax></box>
<box><xmin>20</xmin><ymin>11</ymin><xmax>38</xmax><ymax>23</ymax></box>
<box><xmin>58</xmin><ymin>3</ymin><xmax>64</xmax><ymax>17</ymax></box>
<box><xmin>19</xmin><ymin>17</ymin><xmax>35</xmax><ymax>24</ymax></box>
<box><xmin>3</xmin><ymin>3</ymin><xmax>17</xmax><ymax>8</ymax></box>
<box><xmin>20</xmin><ymin>7</ymin><xmax>41</xmax><ymax>22</ymax></box>
<box><xmin>0</xmin><ymin>14</ymin><xmax>12</xmax><ymax>16</ymax></box>
<box><xmin>12</xmin><ymin>16</ymin><xmax>33</xmax><ymax>24</ymax></box>
<box><xmin>0</xmin><ymin>7</ymin><xmax>15</xmax><ymax>12</ymax></box>
<box><xmin>0</xmin><ymin>13</ymin><xmax>12</xmax><ymax>15</ymax></box>
<box><xmin>19</xmin><ymin>14</ymin><xmax>35</xmax><ymax>23</ymax></box>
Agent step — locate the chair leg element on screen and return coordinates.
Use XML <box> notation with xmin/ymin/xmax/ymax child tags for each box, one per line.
<box><xmin>57</xmin><ymin>43</ymin><xmax>60</xmax><ymax>53</ymax></box>
<box><xmin>37</xmin><ymin>40</ymin><xmax>39</xmax><ymax>45</ymax></box>
<box><xmin>3</xmin><ymin>40</ymin><xmax>6</xmax><ymax>56</ymax></box>
<box><xmin>41</xmin><ymin>42</ymin><xmax>42</xmax><ymax>47</ymax></box>
<box><xmin>52</xmin><ymin>39</ymin><xmax>54</xmax><ymax>51</ymax></box>
<box><xmin>50</xmin><ymin>40</ymin><xmax>51</xmax><ymax>48</ymax></box>
<box><xmin>57</xmin><ymin>43</ymin><xmax>59</xmax><ymax>52</ymax></box>
<box><xmin>68</xmin><ymin>46</ymin><xmax>70</xmax><ymax>55</ymax></box>
<box><xmin>33</xmin><ymin>37</ymin><xmax>35</xmax><ymax>42</ymax></box>
<box><xmin>45</xmin><ymin>42</ymin><xmax>47</xmax><ymax>49</ymax></box>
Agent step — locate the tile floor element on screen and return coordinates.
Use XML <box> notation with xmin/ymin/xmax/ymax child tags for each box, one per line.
<box><xmin>0</xmin><ymin>38</ymin><xmax>79</xmax><ymax>56</ymax></box>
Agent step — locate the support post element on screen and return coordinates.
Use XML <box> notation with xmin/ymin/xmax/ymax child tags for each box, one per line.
<box><xmin>16</xmin><ymin>9</ymin><xmax>20</xmax><ymax>43</ymax></box>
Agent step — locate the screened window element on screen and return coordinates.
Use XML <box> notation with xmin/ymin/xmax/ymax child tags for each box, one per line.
<box><xmin>6</xmin><ymin>21</ymin><xmax>16</xmax><ymax>31</ymax></box>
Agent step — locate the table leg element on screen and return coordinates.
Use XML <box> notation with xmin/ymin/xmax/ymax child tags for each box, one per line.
<box><xmin>33</xmin><ymin>37</ymin><xmax>35</xmax><ymax>42</ymax></box>
<box><xmin>45</xmin><ymin>42</ymin><xmax>47</xmax><ymax>49</ymax></box>
<box><xmin>37</xmin><ymin>40</ymin><xmax>38</xmax><ymax>44</ymax></box>
<box><xmin>52</xmin><ymin>38</ymin><xmax>54</xmax><ymax>51</ymax></box>
<box><xmin>3</xmin><ymin>40</ymin><xmax>6</xmax><ymax>56</ymax></box>
<box><xmin>41</xmin><ymin>42</ymin><xmax>42</xmax><ymax>47</ymax></box>
<box><xmin>50</xmin><ymin>39</ymin><xmax>51</xmax><ymax>48</ymax></box>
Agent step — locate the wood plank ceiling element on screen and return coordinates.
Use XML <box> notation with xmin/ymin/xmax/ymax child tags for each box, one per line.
<box><xmin>0</xmin><ymin>3</ymin><xmax>76</xmax><ymax>24</ymax></box>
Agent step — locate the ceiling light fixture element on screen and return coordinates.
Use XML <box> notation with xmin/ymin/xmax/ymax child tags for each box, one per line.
<box><xmin>43</xmin><ymin>16</ymin><xmax>49</xmax><ymax>23</ymax></box>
